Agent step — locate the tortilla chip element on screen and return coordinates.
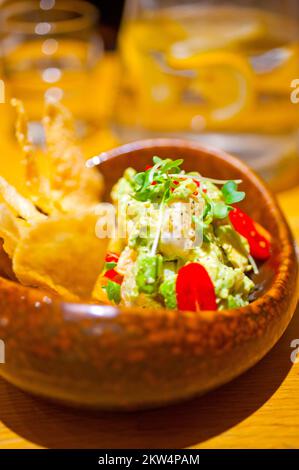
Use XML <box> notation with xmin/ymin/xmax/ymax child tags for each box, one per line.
<box><xmin>11</xmin><ymin>98</ymin><xmax>38</xmax><ymax>187</ymax></box>
<box><xmin>0</xmin><ymin>204</ymin><xmax>24</xmax><ymax>257</ymax></box>
<box><xmin>43</xmin><ymin>101</ymin><xmax>103</xmax><ymax>212</ymax></box>
<box><xmin>13</xmin><ymin>210</ymin><xmax>109</xmax><ymax>300</ymax></box>
<box><xmin>0</xmin><ymin>100</ymin><xmax>106</xmax><ymax>301</ymax></box>
<box><xmin>0</xmin><ymin>176</ymin><xmax>45</xmax><ymax>224</ymax></box>
<box><xmin>11</xmin><ymin>99</ymin><xmax>53</xmax><ymax>214</ymax></box>
<box><xmin>0</xmin><ymin>240</ymin><xmax>17</xmax><ymax>281</ymax></box>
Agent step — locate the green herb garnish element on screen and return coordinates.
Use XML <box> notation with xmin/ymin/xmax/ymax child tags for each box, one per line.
<box><xmin>133</xmin><ymin>157</ymin><xmax>183</xmax><ymax>203</ymax></box>
<box><xmin>105</xmin><ymin>261</ymin><xmax>117</xmax><ymax>270</ymax></box>
<box><xmin>106</xmin><ymin>280</ymin><xmax>121</xmax><ymax>304</ymax></box>
<box><xmin>221</xmin><ymin>181</ymin><xmax>245</xmax><ymax>205</ymax></box>
<box><xmin>213</xmin><ymin>201</ymin><xmax>233</xmax><ymax>219</ymax></box>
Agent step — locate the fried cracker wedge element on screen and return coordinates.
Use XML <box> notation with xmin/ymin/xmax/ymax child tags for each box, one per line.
<box><xmin>11</xmin><ymin>99</ymin><xmax>39</xmax><ymax>191</ymax></box>
<box><xmin>0</xmin><ymin>176</ymin><xmax>46</xmax><ymax>224</ymax></box>
<box><xmin>0</xmin><ymin>204</ymin><xmax>22</xmax><ymax>257</ymax></box>
<box><xmin>0</xmin><ymin>100</ymin><xmax>106</xmax><ymax>300</ymax></box>
<box><xmin>0</xmin><ymin>240</ymin><xmax>17</xmax><ymax>280</ymax></box>
<box><xmin>43</xmin><ymin>100</ymin><xmax>103</xmax><ymax>212</ymax></box>
<box><xmin>11</xmin><ymin>99</ymin><xmax>53</xmax><ymax>214</ymax></box>
<box><xmin>13</xmin><ymin>211</ymin><xmax>109</xmax><ymax>300</ymax></box>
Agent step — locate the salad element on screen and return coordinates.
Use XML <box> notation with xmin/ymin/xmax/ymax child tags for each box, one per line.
<box><xmin>92</xmin><ymin>157</ymin><xmax>271</xmax><ymax>311</ymax></box>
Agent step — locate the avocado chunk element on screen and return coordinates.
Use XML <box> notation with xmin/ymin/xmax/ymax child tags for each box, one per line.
<box><xmin>136</xmin><ymin>253</ymin><xmax>163</xmax><ymax>294</ymax></box>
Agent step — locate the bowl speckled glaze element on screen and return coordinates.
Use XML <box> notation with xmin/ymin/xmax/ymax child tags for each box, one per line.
<box><xmin>0</xmin><ymin>139</ymin><xmax>297</xmax><ymax>410</ymax></box>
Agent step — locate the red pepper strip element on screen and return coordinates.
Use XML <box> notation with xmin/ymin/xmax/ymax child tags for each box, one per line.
<box><xmin>105</xmin><ymin>252</ymin><xmax>119</xmax><ymax>263</ymax></box>
<box><xmin>176</xmin><ymin>263</ymin><xmax>217</xmax><ymax>312</ymax></box>
<box><xmin>229</xmin><ymin>207</ymin><xmax>271</xmax><ymax>260</ymax></box>
<box><xmin>170</xmin><ymin>180</ymin><xmax>179</xmax><ymax>192</ymax></box>
<box><xmin>104</xmin><ymin>269</ymin><xmax>124</xmax><ymax>285</ymax></box>
<box><xmin>192</xmin><ymin>179</ymin><xmax>208</xmax><ymax>194</ymax></box>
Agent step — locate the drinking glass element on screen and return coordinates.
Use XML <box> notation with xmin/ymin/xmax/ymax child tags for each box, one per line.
<box><xmin>116</xmin><ymin>0</ymin><xmax>299</xmax><ymax>189</ymax></box>
<box><xmin>1</xmin><ymin>0</ymin><xmax>104</xmax><ymax>140</ymax></box>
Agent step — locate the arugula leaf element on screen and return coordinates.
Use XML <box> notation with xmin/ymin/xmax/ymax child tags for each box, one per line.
<box><xmin>213</xmin><ymin>202</ymin><xmax>232</xmax><ymax>219</ymax></box>
<box><xmin>106</xmin><ymin>280</ymin><xmax>121</xmax><ymax>304</ymax></box>
<box><xmin>221</xmin><ymin>181</ymin><xmax>245</xmax><ymax>204</ymax></box>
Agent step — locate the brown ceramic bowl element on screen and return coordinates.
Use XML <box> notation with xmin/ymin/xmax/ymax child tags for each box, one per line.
<box><xmin>0</xmin><ymin>139</ymin><xmax>297</xmax><ymax>410</ymax></box>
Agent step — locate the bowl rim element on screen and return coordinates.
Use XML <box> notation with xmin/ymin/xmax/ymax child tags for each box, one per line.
<box><xmin>0</xmin><ymin>138</ymin><xmax>297</xmax><ymax>321</ymax></box>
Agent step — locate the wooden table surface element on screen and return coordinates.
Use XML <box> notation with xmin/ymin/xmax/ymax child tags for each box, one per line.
<box><xmin>0</xmin><ymin>186</ymin><xmax>297</xmax><ymax>449</ymax></box>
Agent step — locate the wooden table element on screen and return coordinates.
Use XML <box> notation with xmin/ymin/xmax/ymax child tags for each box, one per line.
<box><xmin>0</xmin><ymin>187</ymin><xmax>297</xmax><ymax>449</ymax></box>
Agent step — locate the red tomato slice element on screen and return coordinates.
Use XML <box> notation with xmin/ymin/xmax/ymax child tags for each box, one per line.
<box><xmin>105</xmin><ymin>252</ymin><xmax>119</xmax><ymax>263</ymax></box>
<box><xmin>104</xmin><ymin>269</ymin><xmax>123</xmax><ymax>285</ymax></box>
<box><xmin>254</xmin><ymin>220</ymin><xmax>271</xmax><ymax>242</ymax></box>
<box><xmin>176</xmin><ymin>263</ymin><xmax>217</xmax><ymax>312</ymax></box>
<box><xmin>229</xmin><ymin>207</ymin><xmax>271</xmax><ymax>260</ymax></box>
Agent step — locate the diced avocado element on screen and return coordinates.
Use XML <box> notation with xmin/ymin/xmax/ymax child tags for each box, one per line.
<box><xmin>124</xmin><ymin>167</ymin><xmax>137</xmax><ymax>183</ymax></box>
<box><xmin>169</xmin><ymin>178</ymin><xmax>197</xmax><ymax>201</ymax></box>
<box><xmin>111</xmin><ymin>168</ymin><xmax>136</xmax><ymax>204</ymax></box>
<box><xmin>216</xmin><ymin>225</ymin><xmax>250</xmax><ymax>270</ymax></box>
<box><xmin>159</xmin><ymin>261</ymin><xmax>177</xmax><ymax>309</ymax></box>
<box><xmin>136</xmin><ymin>253</ymin><xmax>163</xmax><ymax>294</ymax></box>
<box><xmin>228</xmin><ymin>294</ymin><xmax>247</xmax><ymax>309</ymax></box>
<box><xmin>159</xmin><ymin>277</ymin><xmax>177</xmax><ymax>309</ymax></box>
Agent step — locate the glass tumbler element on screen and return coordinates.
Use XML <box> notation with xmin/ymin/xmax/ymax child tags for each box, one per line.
<box><xmin>116</xmin><ymin>0</ymin><xmax>299</xmax><ymax>190</ymax></box>
<box><xmin>1</xmin><ymin>0</ymin><xmax>104</xmax><ymax>141</ymax></box>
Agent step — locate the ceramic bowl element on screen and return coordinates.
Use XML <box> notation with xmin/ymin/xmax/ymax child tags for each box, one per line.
<box><xmin>0</xmin><ymin>139</ymin><xmax>297</xmax><ymax>410</ymax></box>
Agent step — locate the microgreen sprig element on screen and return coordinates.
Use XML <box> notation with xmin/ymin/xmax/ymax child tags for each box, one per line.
<box><xmin>168</xmin><ymin>174</ymin><xmax>242</xmax><ymax>185</ymax></box>
<box><xmin>133</xmin><ymin>157</ymin><xmax>246</xmax><ymax>239</ymax></box>
<box><xmin>221</xmin><ymin>181</ymin><xmax>245</xmax><ymax>205</ymax></box>
<box><xmin>207</xmin><ymin>180</ymin><xmax>245</xmax><ymax>220</ymax></box>
<box><xmin>133</xmin><ymin>157</ymin><xmax>183</xmax><ymax>203</ymax></box>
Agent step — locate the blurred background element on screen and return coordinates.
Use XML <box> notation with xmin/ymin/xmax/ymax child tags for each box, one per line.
<box><xmin>0</xmin><ymin>0</ymin><xmax>298</xmax><ymax>193</ymax></box>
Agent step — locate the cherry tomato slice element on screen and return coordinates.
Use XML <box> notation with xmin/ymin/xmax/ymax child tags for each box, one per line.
<box><xmin>229</xmin><ymin>207</ymin><xmax>271</xmax><ymax>260</ymax></box>
<box><xmin>176</xmin><ymin>263</ymin><xmax>217</xmax><ymax>312</ymax></box>
<box><xmin>104</xmin><ymin>269</ymin><xmax>123</xmax><ymax>285</ymax></box>
<box><xmin>105</xmin><ymin>252</ymin><xmax>119</xmax><ymax>263</ymax></box>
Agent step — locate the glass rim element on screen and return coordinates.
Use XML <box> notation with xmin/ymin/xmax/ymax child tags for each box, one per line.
<box><xmin>2</xmin><ymin>0</ymin><xmax>100</xmax><ymax>34</ymax></box>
